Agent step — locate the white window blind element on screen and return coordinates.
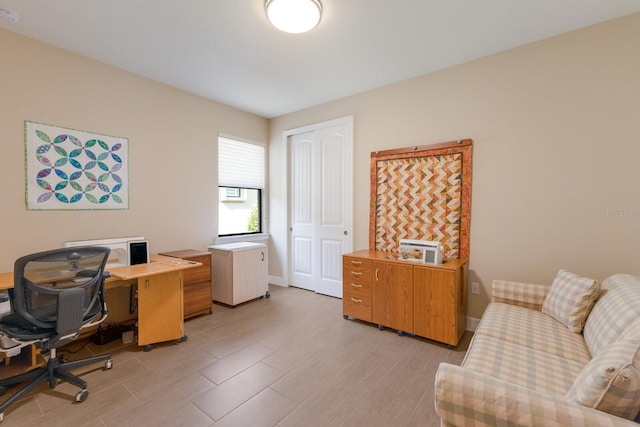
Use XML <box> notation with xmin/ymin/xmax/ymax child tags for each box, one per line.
<box><xmin>218</xmin><ymin>137</ymin><xmax>265</xmax><ymax>189</ymax></box>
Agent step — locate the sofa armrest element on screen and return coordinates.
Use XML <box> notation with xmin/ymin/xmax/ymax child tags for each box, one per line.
<box><xmin>434</xmin><ymin>363</ymin><xmax>635</xmax><ymax>427</ymax></box>
<box><xmin>491</xmin><ymin>279</ymin><xmax>550</xmax><ymax>311</ymax></box>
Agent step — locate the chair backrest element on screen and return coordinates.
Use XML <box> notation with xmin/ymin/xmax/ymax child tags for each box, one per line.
<box><xmin>11</xmin><ymin>247</ymin><xmax>110</xmax><ymax>339</ymax></box>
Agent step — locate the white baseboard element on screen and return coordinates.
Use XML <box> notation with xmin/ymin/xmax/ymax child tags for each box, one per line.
<box><xmin>268</xmin><ymin>276</ymin><xmax>287</xmax><ymax>287</ymax></box>
<box><xmin>466</xmin><ymin>316</ymin><xmax>481</xmax><ymax>332</ymax></box>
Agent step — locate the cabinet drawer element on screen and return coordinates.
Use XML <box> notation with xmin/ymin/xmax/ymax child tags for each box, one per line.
<box><xmin>343</xmin><ymin>279</ymin><xmax>372</xmax><ymax>297</ymax></box>
<box><xmin>184</xmin><ymin>280</ymin><xmax>212</xmax><ymax>318</ymax></box>
<box><xmin>182</xmin><ymin>255</ymin><xmax>211</xmax><ymax>284</ymax></box>
<box><xmin>343</xmin><ymin>290</ymin><xmax>372</xmax><ymax>321</ymax></box>
<box><xmin>344</xmin><ymin>288</ymin><xmax>372</xmax><ymax>306</ymax></box>
<box><xmin>343</xmin><ymin>257</ymin><xmax>372</xmax><ymax>281</ymax></box>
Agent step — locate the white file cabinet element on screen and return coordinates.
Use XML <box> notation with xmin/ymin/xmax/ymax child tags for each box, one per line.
<box><xmin>208</xmin><ymin>242</ymin><xmax>269</xmax><ymax>306</ymax></box>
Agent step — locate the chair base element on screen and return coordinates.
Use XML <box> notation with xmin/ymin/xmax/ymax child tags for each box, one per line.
<box><xmin>0</xmin><ymin>350</ymin><xmax>112</xmax><ymax>421</ymax></box>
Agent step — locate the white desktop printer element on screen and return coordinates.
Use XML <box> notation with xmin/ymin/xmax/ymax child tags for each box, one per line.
<box><xmin>398</xmin><ymin>239</ymin><xmax>443</xmax><ymax>265</ymax></box>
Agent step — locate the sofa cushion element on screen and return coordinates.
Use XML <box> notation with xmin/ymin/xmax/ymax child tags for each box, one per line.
<box><xmin>566</xmin><ymin>338</ymin><xmax>640</xmax><ymax>420</ymax></box>
<box><xmin>475</xmin><ymin>303</ymin><xmax>591</xmax><ymax>364</ymax></box>
<box><xmin>542</xmin><ymin>270</ymin><xmax>600</xmax><ymax>333</ymax></box>
<box><xmin>584</xmin><ymin>274</ymin><xmax>640</xmax><ymax>357</ymax></box>
<box><xmin>462</xmin><ymin>334</ymin><xmax>586</xmax><ymax>397</ymax></box>
<box><xmin>620</xmin><ymin>317</ymin><xmax>640</xmax><ymax>341</ymax></box>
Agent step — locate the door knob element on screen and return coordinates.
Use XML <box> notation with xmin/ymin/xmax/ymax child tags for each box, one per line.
<box><xmin>344</xmin><ymin>230</ymin><xmax>348</xmax><ymax>235</ymax></box>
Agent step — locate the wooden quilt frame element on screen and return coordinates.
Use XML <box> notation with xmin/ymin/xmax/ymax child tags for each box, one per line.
<box><xmin>369</xmin><ymin>139</ymin><xmax>472</xmax><ymax>260</ymax></box>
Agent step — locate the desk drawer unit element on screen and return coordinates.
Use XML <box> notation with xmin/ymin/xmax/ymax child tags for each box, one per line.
<box><xmin>159</xmin><ymin>250</ymin><xmax>213</xmax><ymax>319</ymax></box>
<box><xmin>343</xmin><ymin>256</ymin><xmax>373</xmax><ymax>321</ymax></box>
<box><xmin>182</xmin><ymin>254</ymin><xmax>213</xmax><ymax>318</ymax></box>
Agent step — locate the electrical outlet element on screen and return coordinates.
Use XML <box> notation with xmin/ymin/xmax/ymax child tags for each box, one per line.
<box><xmin>471</xmin><ymin>282</ymin><xmax>480</xmax><ymax>295</ymax></box>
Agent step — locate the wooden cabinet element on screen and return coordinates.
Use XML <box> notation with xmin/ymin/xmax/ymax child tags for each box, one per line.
<box><xmin>209</xmin><ymin>242</ymin><xmax>268</xmax><ymax>306</ymax></box>
<box><xmin>343</xmin><ymin>250</ymin><xmax>467</xmax><ymax>347</ymax></box>
<box><xmin>137</xmin><ymin>270</ymin><xmax>184</xmax><ymax>347</ymax></box>
<box><xmin>159</xmin><ymin>250</ymin><xmax>213</xmax><ymax>319</ymax></box>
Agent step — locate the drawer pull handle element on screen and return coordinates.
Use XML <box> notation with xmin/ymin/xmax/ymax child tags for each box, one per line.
<box><xmin>350</xmin><ymin>271</ymin><xmax>362</xmax><ymax>276</ymax></box>
<box><xmin>350</xmin><ymin>283</ymin><xmax>362</xmax><ymax>288</ymax></box>
<box><xmin>350</xmin><ymin>260</ymin><xmax>362</xmax><ymax>265</ymax></box>
<box><xmin>350</xmin><ymin>297</ymin><xmax>362</xmax><ymax>303</ymax></box>
<box><xmin>375</xmin><ymin>268</ymin><xmax>379</xmax><ymax>281</ymax></box>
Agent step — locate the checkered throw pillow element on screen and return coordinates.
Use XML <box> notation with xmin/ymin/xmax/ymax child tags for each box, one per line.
<box><xmin>542</xmin><ymin>270</ymin><xmax>600</xmax><ymax>333</ymax></box>
<box><xmin>566</xmin><ymin>338</ymin><xmax>640</xmax><ymax>420</ymax></box>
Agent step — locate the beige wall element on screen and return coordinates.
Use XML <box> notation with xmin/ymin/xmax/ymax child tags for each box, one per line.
<box><xmin>0</xmin><ymin>29</ymin><xmax>268</xmax><ymax>272</ymax></box>
<box><xmin>268</xmin><ymin>13</ymin><xmax>640</xmax><ymax>319</ymax></box>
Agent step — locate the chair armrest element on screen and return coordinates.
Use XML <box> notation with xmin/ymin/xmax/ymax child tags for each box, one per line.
<box><xmin>434</xmin><ymin>363</ymin><xmax>635</xmax><ymax>427</ymax></box>
<box><xmin>491</xmin><ymin>279</ymin><xmax>550</xmax><ymax>311</ymax></box>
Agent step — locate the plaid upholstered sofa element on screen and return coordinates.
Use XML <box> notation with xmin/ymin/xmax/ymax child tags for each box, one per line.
<box><xmin>435</xmin><ymin>271</ymin><xmax>640</xmax><ymax>426</ymax></box>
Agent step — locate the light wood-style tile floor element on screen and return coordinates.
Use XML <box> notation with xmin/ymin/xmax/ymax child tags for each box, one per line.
<box><xmin>0</xmin><ymin>285</ymin><xmax>470</xmax><ymax>426</ymax></box>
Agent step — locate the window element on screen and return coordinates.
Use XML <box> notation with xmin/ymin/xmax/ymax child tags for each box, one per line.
<box><xmin>218</xmin><ymin>136</ymin><xmax>265</xmax><ymax>236</ymax></box>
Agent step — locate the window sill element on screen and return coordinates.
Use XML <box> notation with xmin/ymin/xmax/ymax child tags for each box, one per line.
<box><xmin>215</xmin><ymin>233</ymin><xmax>270</xmax><ymax>245</ymax></box>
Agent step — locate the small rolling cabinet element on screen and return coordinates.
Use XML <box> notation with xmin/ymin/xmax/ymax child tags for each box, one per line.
<box><xmin>343</xmin><ymin>250</ymin><xmax>467</xmax><ymax>347</ymax></box>
<box><xmin>208</xmin><ymin>242</ymin><xmax>269</xmax><ymax>306</ymax></box>
<box><xmin>158</xmin><ymin>249</ymin><xmax>213</xmax><ymax>319</ymax></box>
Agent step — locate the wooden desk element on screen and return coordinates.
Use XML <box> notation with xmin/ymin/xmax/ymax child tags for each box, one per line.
<box><xmin>0</xmin><ymin>273</ymin><xmax>12</xmax><ymax>291</ymax></box>
<box><xmin>0</xmin><ymin>255</ymin><xmax>201</xmax><ymax>352</ymax></box>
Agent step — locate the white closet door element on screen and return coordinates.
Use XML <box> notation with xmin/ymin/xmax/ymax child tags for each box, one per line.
<box><xmin>289</xmin><ymin>119</ymin><xmax>353</xmax><ymax>298</ymax></box>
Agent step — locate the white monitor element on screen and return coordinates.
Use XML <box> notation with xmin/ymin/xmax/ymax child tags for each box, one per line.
<box><xmin>63</xmin><ymin>236</ymin><xmax>148</xmax><ymax>269</ymax></box>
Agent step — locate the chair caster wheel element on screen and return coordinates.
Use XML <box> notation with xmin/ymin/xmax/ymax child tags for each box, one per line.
<box><xmin>398</xmin><ymin>330</ymin><xmax>403</xmax><ymax>336</ymax></box>
<box><xmin>180</xmin><ymin>335</ymin><xmax>188</xmax><ymax>343</ymax></box>
<box><xmin>105</xmin><ymin>359</ymin><xmax>113</xmax><ymax>370</ymax></box>
<box><xmin>343</xmin><ymin>314</ymin><xmax>349</xmax><ymax>319</ymax></box>
<box><xmin>378</xmin><ymin>325</ymin><xmax>384</xmax><ymax>331</ymax></box>
<box><xmin>143</xmin><ymin>344</ymin><xmax>154</xmax><ymax>352</ymax></box>
<box><xmin>265</xmin><ymin>291</ymin><xmax>271</xmax><ymax>299</ymax></box>
<box><xmin>75</xmin><ymin>389</ymin><xmax>88</xmax><ymax>402</ymax></box>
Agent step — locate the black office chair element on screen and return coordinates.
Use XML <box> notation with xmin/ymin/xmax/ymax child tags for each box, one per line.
<box><xmin>0</xmin><ymin>247</ymin><xmax>113</xmax><ymax>422</ymax></box>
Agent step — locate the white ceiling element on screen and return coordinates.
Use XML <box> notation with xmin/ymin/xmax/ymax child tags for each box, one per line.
<box><xmin>2</xmin><ymin>1</ymin><xmax>640</xmax><ymax>118</ymax></box>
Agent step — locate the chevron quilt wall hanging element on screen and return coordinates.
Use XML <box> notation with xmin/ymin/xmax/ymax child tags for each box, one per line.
<box><xmin>369</xmin><ymin>139</ymin><xmax>472</xmax><ymax>260</ymax></box>
<box><xmin>25</xmin><ymin>121</ymin><xmax>129</xmax><ymax>210</ymax></box>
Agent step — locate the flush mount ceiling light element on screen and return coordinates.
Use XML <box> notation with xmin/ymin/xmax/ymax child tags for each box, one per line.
<box><xmin>265</xmin><ymin>0</ymin><xmax>322</xmax><ymax>34</ymax></box>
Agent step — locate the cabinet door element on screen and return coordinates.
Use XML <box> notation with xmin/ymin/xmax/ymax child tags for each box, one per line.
<box><xmin>414</xmin><ymin>266</ymin><xmax>458</xmax><ymax>345</ymax></box>
<box><xmin>232</xmin><ymin>248</ymin><xmax>268</xmax><ymax>304</ymax></box>
<box><xmin>137</xmin><ymin>271</ymin><xmax>184</xmax><ymax>346</ymax></box>
<box><xmin>372</xmin><ymin>261</ymin><xmax>414</xmax><ymax>333</ymax></box>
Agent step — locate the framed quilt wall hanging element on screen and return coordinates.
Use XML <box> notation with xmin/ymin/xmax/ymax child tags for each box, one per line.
<box><xmin>369</xmin><ymin>139</ymin><xmax>472</xmax><ymax>260</ymax></box>
<box><xmin>24</xmin><ymin>121</ymin><xmax>129</xmax><ymax>210</ymax></box>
